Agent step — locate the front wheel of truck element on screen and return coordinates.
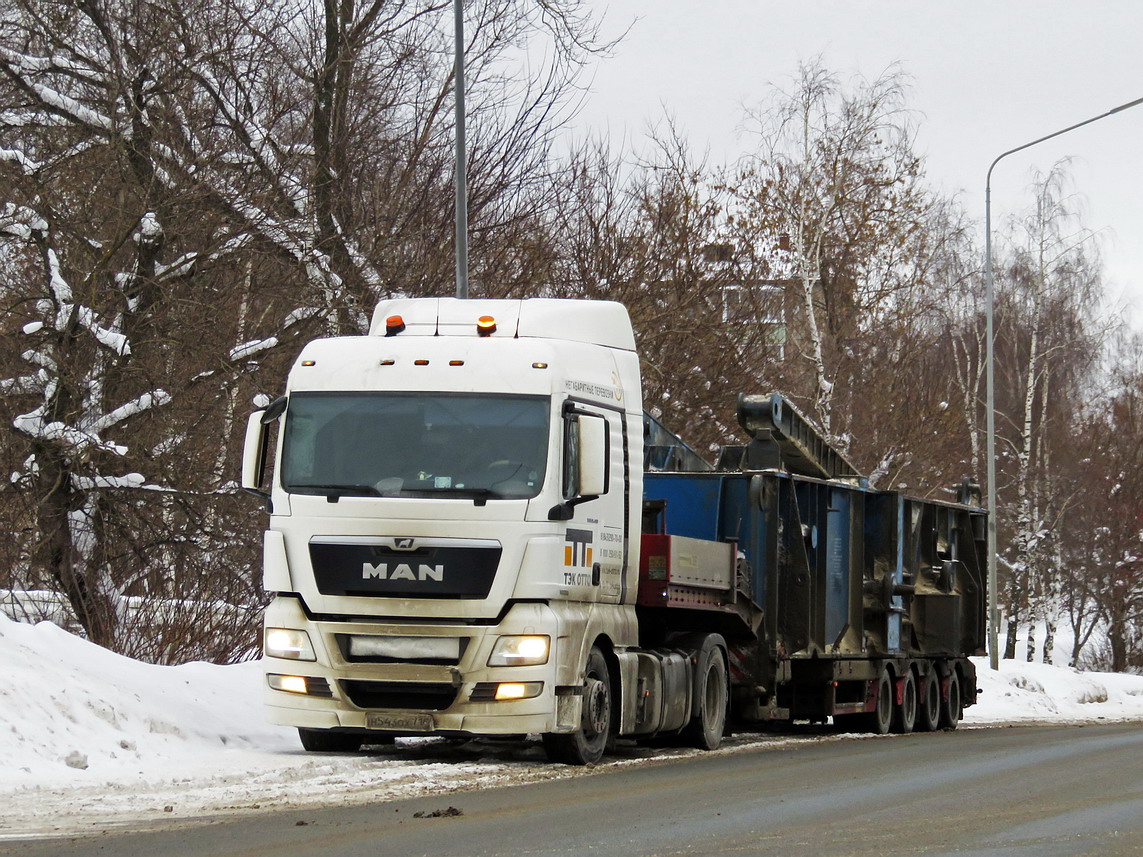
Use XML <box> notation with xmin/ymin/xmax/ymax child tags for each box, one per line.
<box><xmin>542</xmin><ymin>647</ymin><xmax>613</xmax><ymax>766</ymax></box>
<box><xmin>297</xmin><ymin>728</ymin><xmax>364</xmax><ymax>753</ymax></box>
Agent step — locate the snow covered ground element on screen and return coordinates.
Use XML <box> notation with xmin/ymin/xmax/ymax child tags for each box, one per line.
<box><xmin>3</xmin><ymin>612</ymin><xmax>1142</xmax><ymax>840</ymax></box>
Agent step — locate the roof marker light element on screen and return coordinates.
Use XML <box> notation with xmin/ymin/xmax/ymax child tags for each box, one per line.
<box><xmin>449</xmin><ymin>360</ymin><xmax>465</xmax><ymax>366</ymax></box>
<box><xmin>385</xmin><ymin>315</ymin><xmax>406</xmax><ymax>336</ymax></box>
<box><xmin>380</xmin><ymin>359</ymin><xmax>395</xmax><ymax>366</ymax></box>
<box><xmin>532</xmin><ymin>362</ymin><xmax>548</xmax><ymax>369</ymax></box>
<box><xmin>301</xmin><ymin>360</ymin><xmax>316</xmax><ymax>367</ymax></box>
<box><xmin>414</xmin><ymin>359</ymin><xmax>429</xmax><ymax>366</ymax></box>
<box><xmin>477</xmin><ymin>315</ymin><xmax>496</xmax><ymax>337</ymax></box>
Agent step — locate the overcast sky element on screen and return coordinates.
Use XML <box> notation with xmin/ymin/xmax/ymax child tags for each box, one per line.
<box><xmin>566</xmin><ymin>1</ymin><xmax>1143</xmax><ymax>321</ymax></box>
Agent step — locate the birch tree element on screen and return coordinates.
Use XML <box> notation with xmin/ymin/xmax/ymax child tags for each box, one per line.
<box><xmin>730</xmin><ymin>61</ymin><xmax>973</xmax><ymax>489</ymax></box>
<box><xmin>990</xmin><ymin>164</ymin><xmax>1103</xmax><ymax>659</ymax></box>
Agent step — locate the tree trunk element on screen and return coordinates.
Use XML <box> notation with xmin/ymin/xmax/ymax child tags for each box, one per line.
<box><xmin>1004</xmin><ymin>618</ymin><xmax>1018</xmax><ymax>660</ymax></box>
<box><xmin>1109</xmin><ymin>616</ymin><xmax>1127</xmax><ymax>673</ymax></box>
<box><xmin>35</xmin><ymin>447</ymin><xmax>118</xmax><ymax>647</ymax></box>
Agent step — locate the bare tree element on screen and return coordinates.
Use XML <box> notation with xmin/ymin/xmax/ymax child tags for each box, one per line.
<box><xmin>986</xmin><ymin>164</ymin><xmax>1104</xmax><ymax>660</ymax></box>
<box><xmin>0</xmin><ymin>0</ymin><xmax>603</xmax><ymax>658</ymax></box>
<box><xmin>1062</xmin><ymin>333</ymin><xmax>1143</xmax><ymax>671</ymax></box>
<box><xmin>728</xmin><ymin>61</ymin><xmax>980</xmax><ymax>497</ymax></box>
<box><xmin>540</xmin><ymin>125</ymin><xmax>785</xmax><ymax>456</ymax></box>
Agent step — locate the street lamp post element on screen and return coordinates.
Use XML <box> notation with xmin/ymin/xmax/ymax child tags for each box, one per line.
<box><xmin>454</xmin><ymin>0</ymin><xmax>469</xmax><ymax>299</ymax></box>
<box><xmin>984</xmin><ymin>94</ymin><xmax>1143</xmax><ymax>671</ymax></box>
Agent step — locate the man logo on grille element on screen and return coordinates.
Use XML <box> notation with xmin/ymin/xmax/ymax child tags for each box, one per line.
<box><xmin>362</xmin><ymin>562</ymin><xmax>443</xmax><ymax>581</ymax></box>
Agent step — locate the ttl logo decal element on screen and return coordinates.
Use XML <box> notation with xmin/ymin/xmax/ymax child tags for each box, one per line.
<box><xmin>564</xmin><ymin>528</ymin><xmax>593</xmax><ymax>568</ymax></box>
<box><xmin>563</xmin><ymin>529</ymin><xmax>594</xmax><ymax>587</ymax></box>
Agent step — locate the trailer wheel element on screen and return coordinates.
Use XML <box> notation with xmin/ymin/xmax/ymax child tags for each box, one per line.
<box><xmin>940</xmin><ymin>669</ymin><xmax>962</xmax><ymax>730</ymax></box>
<box><xmin>297</xmin><ymin>728</ymin><xmax>364</xmax><ymax>753</ymax></box>
<box><xmin>917</xmin><ymin>670</ymin><xmax>941</xmax><ymax>732</ymax></box>
<box><xmin>684</xmin><ymin>643</ymin><xmax>728</xmax><ymax>751</ymax></box>
<box><xmin>892</xmin><ymin>671</ymin><xmax>917</xmax><ymax>734</ymax></box>
<box><xmin>542</xmin><ymin>647</ymin><xmax>613</xmax><ymax>765</ymax></box>
<box><xmin>865</xmin><ymin>669</ymin><xmax>893</xmax><ymax>735</ymax></box>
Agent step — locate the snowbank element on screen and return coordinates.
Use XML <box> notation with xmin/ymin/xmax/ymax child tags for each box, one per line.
<box><xmin>1</xmin><ymin>613</ymin><xmax>1141</xmax><ymax>837</ymax></box>
<box><xmin>0</xmin><ymin>612</ymin><xmax>295</xmax><ymax>790</ymax></box>
<box><xmin>966</xmin><ymin>656</ymin><xmax>1143</xmax><ymax>725</ymax></box>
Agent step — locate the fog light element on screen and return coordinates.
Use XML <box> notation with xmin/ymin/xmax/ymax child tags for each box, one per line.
<box><xmin>268</xmin><ymin>674</ymin><xmax>308</xmax><ymax>694</ymax></box>
<box><xmin>494</xmin><ymin>681</ymin><xmax>543</xmax><ymax>701</ymax></box>
<box><xmin>266</xmin><ymin>674</ymin><xmax>333</xmax><ymax>697</ymax></box>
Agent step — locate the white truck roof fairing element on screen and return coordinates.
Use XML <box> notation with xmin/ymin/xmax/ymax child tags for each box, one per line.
<box><xmin>368</xmin><ymin>298</ymin><xmax>637</xmax><ymax>351</ymax></box>
<box><xmin>286</xmin><ymin>335</ymin><xmax>626</xmax><ymax>402</ymax></box>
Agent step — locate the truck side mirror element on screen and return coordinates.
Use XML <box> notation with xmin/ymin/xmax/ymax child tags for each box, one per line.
<box><xmin>241</xmin><ymin>396</ymin><xmax>286</xmax><ymax>504</ymax></box>
<box><xmin>550</xmin><ymin>407</ymin><xmax>609</xmax><ymax>521</ymax></box>
<box><xmin>241</xmin><ymin>410</ymin><xmax>269</xmax><ymax>497</ymax></box>
<box><xmin>577</xmin><ymin>414</ymin><xmax>608</xmax><ymax>496</ymax></box>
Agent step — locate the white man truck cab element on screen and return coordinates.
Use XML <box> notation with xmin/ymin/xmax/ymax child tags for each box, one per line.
<box><xmin>244</xmin><ymin>298</ymin><xmax>654</xmax><ymax>764</ymax></box>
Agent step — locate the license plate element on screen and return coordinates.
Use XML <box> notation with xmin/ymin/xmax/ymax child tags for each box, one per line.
<box><xmin>366</xmin><ymin>712</ymin><xmax>435</xmax><ymax>732</ymax></box>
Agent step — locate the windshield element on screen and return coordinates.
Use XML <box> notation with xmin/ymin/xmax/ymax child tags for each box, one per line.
<box><xmin>281</xmin><ymin>393</ymin><xmax>549</xmax><ymax>500</ymax></box>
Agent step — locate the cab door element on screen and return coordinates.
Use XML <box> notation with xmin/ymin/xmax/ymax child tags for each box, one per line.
<box><xmin>557</xmin><ymin>400</ymin><xmax>629</xmax><ymax>604</ymax></box>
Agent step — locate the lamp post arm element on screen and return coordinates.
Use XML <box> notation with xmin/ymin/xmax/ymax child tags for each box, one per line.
<box><xmin>987</xmin><ymin>95</ymin><xmax>1143</xmax><ymax>191</ymax></box>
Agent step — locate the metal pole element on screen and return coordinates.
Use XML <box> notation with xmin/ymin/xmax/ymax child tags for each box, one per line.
<box><xmin>983</xmin><ymin>93</ymin><xmax>1143</xmax><ymax>670</ymax></box>
<box><xmin>984</xmin><ymin>179</ymin><xmax>999</xmax><ymax>671</ymax></box>
<box><xmin>453</xmin><ymin>0</ymin><xmax>469</xmax><ymax>299</ymax></box>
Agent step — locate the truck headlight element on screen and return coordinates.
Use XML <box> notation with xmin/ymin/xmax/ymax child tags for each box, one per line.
<box><xmin>265</xmin><ymin>627</ymin><xmax>317</xmax><ymax>661</ymax></box>
<box><xmin>487</xmin><ymin>635</ymin><xmax>550</xmax><ymax>666</ymax></box>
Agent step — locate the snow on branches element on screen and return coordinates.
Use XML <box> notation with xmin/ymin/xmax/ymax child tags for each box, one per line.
<box><xmin>1</xmin><ymin>205</ymin><xmax>169</xmax><ymax>469</ymax></box>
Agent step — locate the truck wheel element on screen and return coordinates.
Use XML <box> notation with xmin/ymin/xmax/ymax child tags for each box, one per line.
<box><xmin>297</xmin><ymin>728</ymin><xmax>364</xmax><ymax>753</ymax></box>
<box><xmin>864</xmin><ymin>670</ymin><xmax>893</xmax><ymax>735</ymax></box>
<box><xmin>892</xmin><ymin>671</ymin><xmax>917</xmax><ymax>734</ymax></box>
<box><xmin>542</xmin><ymin>647</ymin><xmax>613</xmax><ymax>765</ymax></box>
<box><xmin>917</xmin><ymin>670</ymin><xmax>941</xmax><ymax>732</ymax></box>
<box><xmin>940</xmin><ymin>669</ymin><xmax>962</xmax><ymax>730</ymax></box>
<box><xmin>684</xmin><ymin>643</ymin><xmax>728</xmax><ymax>751</ymax></box>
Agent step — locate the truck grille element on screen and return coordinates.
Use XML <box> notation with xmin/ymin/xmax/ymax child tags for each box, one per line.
<box><xmin>340</xmin><ymin>680</ymin><xmax>458</xmax><ymax>711</ymax></box>
<box><xmin>309</xmin><ymin>536</ymin><xmax>501</xmax><ymax>599</ymax></box>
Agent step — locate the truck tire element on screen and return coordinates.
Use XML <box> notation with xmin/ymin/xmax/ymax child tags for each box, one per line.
<box><xmin>917</xmin><ymin>669</ymin><xmax>941</xmax><ymax>732</ymax></box>
<box><xmin>940</xmin><ymin>669</ymin><xmax>962</xmax><ymax>730</ymax></box>
<box><xmin>542</xmin><ymin>646</ymin><xmax>613</xmax><ymax>765</ymax></box>
<box><xmin>684</xmin><ymin>642</ymin><xmax>728</xmax><ymax>751</ymax></box>
<box><xmin>891</xmin><ymin>671</ymin><xmax>917</xmax><ymax>734</ymax></box>
<box><xmin>297</xmin><ymin>728</ymin><xmax>364</xmax><ymax>753</ymax></box>
<box><xmin>864</xmin><ymin>669</ymin><xmax>893</xmax><ymax>735</ymax></box>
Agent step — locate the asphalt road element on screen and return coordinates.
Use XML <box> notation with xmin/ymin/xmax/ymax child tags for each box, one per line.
<box><xmin>10</xmin><ymin>724</ymin><xmax>1143</xmax><ymax>857</ymax></box>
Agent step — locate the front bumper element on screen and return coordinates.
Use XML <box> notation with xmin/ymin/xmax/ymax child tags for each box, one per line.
<box><xmin>262</xmin><ymin>597</ymin><xmax>578</xmax><ymax>736</ymax></box>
